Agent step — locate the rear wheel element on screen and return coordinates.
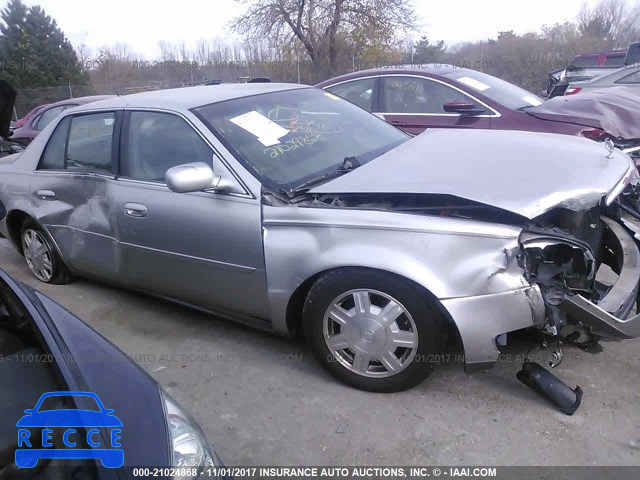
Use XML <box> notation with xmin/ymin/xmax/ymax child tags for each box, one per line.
<box><xmin>20</xmin><ymin>219</ymin><xmax>71</xmax><ymax>284</ymax></box>
<box><xmin>303</xmin><ymin>268</ymin><xmax>445</xmax><ymax>392</ymax></box>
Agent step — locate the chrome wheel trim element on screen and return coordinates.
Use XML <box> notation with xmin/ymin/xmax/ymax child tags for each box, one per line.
<box><xmin>22</xmin><ymin>229</ymin><xmax>54</xmax><ymax>282</ymax></box>
<box><xmin>322</xmin><ymin>289</ymin><xmax>419</xmax><ymax>378</ymax></box>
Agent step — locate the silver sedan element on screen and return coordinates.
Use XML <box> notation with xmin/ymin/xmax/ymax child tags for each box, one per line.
<box><xmin>564</xmin><ymin>64</ymin><xmax>640</xmax><ymax>95</ymax></box>
<box><xmin>1</xmin><ymin>83</ymin><xmax>640</xmax><ymax>392</ymax></box>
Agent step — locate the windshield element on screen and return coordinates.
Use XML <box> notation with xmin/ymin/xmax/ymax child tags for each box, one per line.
<box><xmin>443</xmin><ymin>69</ymin><xmax>542</xmax><ymax>110</ymax></box>
<box><xmin>37</xmin><ymin>394</ymin><xmax>100</xmax><ymax>412</ymax></box>
<box><xmin>193</xmin><ymin>88</ymin><xmax>408</xmax><ymax>191</ymax></box>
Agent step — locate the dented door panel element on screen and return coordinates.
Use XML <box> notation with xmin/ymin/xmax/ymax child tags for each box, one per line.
<box><xmin>30</xmin><ymin>172</ymin><xmax>121</xmax><ymax>280</ymax></box>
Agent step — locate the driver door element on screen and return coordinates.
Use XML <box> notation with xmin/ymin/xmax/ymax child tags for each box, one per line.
<box><xmin>111</xmin><ymin>110</ymin><xmax>270</xmax><ymax>319</ymax></box>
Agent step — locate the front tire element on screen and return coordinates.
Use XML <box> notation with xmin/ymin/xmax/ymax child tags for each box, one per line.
<box><xmin>20</xmin><ymin>219</ymin><xmax>71</xmax><ymax>284</ymax></box>
<box><xmin>303</xmin><ymin>268</ymin><xmax>445</xmax><ymax>392</ymax></box>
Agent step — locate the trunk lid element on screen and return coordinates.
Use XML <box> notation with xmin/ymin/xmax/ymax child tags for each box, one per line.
<box><xmin>526</xmin><ymin>86</ymin><xmax>640</xmax><ymax>140</ymax></box>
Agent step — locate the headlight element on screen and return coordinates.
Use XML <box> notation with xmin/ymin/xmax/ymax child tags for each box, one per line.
<box><xmin>161</xmin><ymin>390</ymin><xmax>223</xmax><ymax>480</ymax></box>
<box><xmin>519</xmin><ymin>233</ymin><xmax>596</xmax><ymax>293</ymax></box>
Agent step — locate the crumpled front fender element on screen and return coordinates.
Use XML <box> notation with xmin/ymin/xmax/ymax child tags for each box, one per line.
<box><xmin>262</xmin><ymin>206</ymin><xmax>545</xmax><ymax>366</ymax></box>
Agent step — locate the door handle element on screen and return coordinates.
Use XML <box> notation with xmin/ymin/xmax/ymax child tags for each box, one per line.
<box><xmin>124</xmin><ymin>203</ymin><xmax>147</xmax><ymax>218</ymax></box>
<box><xmin>36</xmin><ymin>190</ymin><xmax>57</xmax><ymax>200</ymax></box>
<box><xmin>390</xmin><ymin>120</ymin><xmax>408</xmax><ymax>126</ymax></box>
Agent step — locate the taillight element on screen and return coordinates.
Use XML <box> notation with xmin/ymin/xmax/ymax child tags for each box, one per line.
<box><xmin>580</xmin><ymin>128</ymin><xmax>608</xmax><ymax>141</ymax></box>
<box><xmin>565</xmin><ymin>87</ymin><xmax>582</xmax><ymax>95</ymax></box>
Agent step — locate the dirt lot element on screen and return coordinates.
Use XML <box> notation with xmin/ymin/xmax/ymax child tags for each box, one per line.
<box><xmin>1</xmin><ymin>237</ymin><xmax>640</xmax><ymax>467</ymax></box>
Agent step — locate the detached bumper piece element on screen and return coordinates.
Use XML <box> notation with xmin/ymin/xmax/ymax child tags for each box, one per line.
<box><xmin>559</xmin><ymin>216</ymin><xmax>640</xmax><ymax>339</ymax></box>
<box><xmin>517</xmin><ymin>362</ymin><xmax>583</xmax><ymax>415</ymax></box>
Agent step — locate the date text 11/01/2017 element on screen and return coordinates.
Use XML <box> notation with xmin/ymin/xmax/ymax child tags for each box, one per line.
<box><xmin>130</xmin><ymin>466</ymin><xmax>499</xmax><ymax>478</ymax></box>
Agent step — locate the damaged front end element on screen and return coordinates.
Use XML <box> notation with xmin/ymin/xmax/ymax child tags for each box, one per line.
<box><xmin>515</xmin><ymin>177</ymin><xmax>640</xmax><ymax>414</ymax></box>
<box><xmin>519</xmin><ymin>183</ymin><xmax>640</xmax><ymax>347</ymax></box>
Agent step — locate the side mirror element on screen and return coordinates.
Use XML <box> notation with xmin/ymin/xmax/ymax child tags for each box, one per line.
<box><xmin>443</xmin><ymin>101</ymin><xmax>487</xmax><ymax>116</ymax></box>
<box><xmin>166</xmin><ymin>162</ymin><xmax>217</xmax><ymax>193</ymax></box>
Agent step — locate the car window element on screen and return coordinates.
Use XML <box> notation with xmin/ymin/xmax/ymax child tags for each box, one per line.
<box><xmin>379</xmin><ymin>76</ymin><xmax>476</xmax><ymax>114</ymax></box>
<box><xmin>443</xmin><ymin>69</ymin><xmax>542</xmax><ymax>110</ymax></box>
<box><xmin>626</xmin><ymin>42</ymin><xmax>640</xmax><ymax>66</ymax></box>
<box><xmin>38</xmin><ymin>394</ymin><xmax>100</xmax><ymax>412</ymax></box>
<box><xmin>122</xmin><ymin>111</ymin><xmax>213</xmax><ymax>182</ymax></box>
<box><xmin>33</xmin><ymin>105</ymin><xmax>67</xmax><ymax>131</ymax></box>
<box><xmin>617</xmin><ymin>70</ymin><xmax>640</xmax><ymax>84</ymax></box>
<box><xmin>571</xmin><ymin>55</ymin><xmax>599</xmax><ymax>68</ymax></box>
<box><xmin>325</xmin><ymin>78</ymin><xmax>376</xmax><ymax>111</ymax></box>
<box><xmin>65</xmin><ymin>112</ymin><xmax>116</xmax><ymax>172</ymax></box>
<box><xmin>38</xmin><ymin>116</ymin><xmax>71</xmax><ymax>170</ymax></box>
<box><xmin>194</xmin><ymin>88</ymin><xmax>407</xmax><ymax>191</ymax></box>
<box><xmin>604</xmin><ymin>55</ymin><xmax>625</xmax><ymax>67</ymax></box>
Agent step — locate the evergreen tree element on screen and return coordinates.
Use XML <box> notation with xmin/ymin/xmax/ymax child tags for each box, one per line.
<box><xmin>0</xmin><ymin>0</ymin><xmax>87</xmax><ymax>87</ymax></box>
<box><xmin>412</xmin><ymin>36</ymin><xmax>446</xmax><ymax>64</ymax></box>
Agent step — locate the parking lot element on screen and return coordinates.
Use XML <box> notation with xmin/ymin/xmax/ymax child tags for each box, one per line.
<box><xmin>1</xmin><ymin>237</ymin><xmax>639</xmax><ymax>467</ymax></box>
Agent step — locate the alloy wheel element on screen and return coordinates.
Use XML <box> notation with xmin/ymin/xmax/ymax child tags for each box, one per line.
<box><xmin>322</xmin><ymin>289</ymin><xmax>419</xmax><ymax>378</ymax></box>
<box><xmin>22</xmin><ymin>228</ymin><xmax>54</xmax><ymax>282</ymax></box>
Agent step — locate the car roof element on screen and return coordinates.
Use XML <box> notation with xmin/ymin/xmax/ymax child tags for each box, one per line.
<box><xmin>573</xmin><ymin>64</ymin><xmax>640</xmax><ymax>85</ymax></box>
<box><xmin>575</xmin><ymin>50</ymin><xmax>626</xmax><ymax>58</ymax></box>
<box><xmin>358</xmin><ymin>63</ymin><xmax>460</xmax><ymax>75</ymax></box>
<box><xmin>316</xmin><ymin>64</ymin><xmax>464</xmax><ymax>86</ymax></box>
<box><xmin>49</xmin><ymin>95</ymin><xmax>115</xmax><ymax>108</ymax></box>
<box><xmin>73</xmin><ymin>83</ymin><xmax>309</xmax><ymax>112</ymax></box>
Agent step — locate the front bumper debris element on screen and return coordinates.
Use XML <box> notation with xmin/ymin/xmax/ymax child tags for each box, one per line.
<box><xmin>558</xmin><ymin>215</ymin><xmax>640</xmax><ymax>339</ymax></box>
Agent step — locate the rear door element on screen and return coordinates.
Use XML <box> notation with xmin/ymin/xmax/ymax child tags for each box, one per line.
<box><xmin>30</xmin><ymin>110</ymin><xmax>123</xmax><ymax>280</ymax></box>
<box><xmin>377</xmin><ymin>75</ymin><xmax>493</xmax><ymax>135</ymax></box>
<box><xmin>111</xmin><ymin>109</ymin><xmax>270</xmax><ymax>319</ymax></box>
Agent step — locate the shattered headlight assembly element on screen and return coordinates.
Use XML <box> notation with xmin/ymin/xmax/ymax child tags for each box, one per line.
<box><xmin>161</xmin><ymin>390</ymin><xmax>223</xmax><ymax>480</ymax></box>
<box><xmin>518</xmin><ymin>233</ymin><xmax>596</xmax><ymax>293</ymax></box>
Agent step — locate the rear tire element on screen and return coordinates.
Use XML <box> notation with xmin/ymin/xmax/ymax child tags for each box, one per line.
<box><xmin>20</xmin><ymin>219</ymin><xmax>72</xmax><ymax>284</ymax></box>
<box><xmin>303</xmin><ymin>268</ymin><xmax>446</xmax><ymax>392</ymax></box>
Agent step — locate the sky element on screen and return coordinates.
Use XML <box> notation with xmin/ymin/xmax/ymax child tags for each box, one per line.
<box><xmin>12</xmin><ymin>0</ymin><xmax>605</xmax><ymax>59</ymax></box>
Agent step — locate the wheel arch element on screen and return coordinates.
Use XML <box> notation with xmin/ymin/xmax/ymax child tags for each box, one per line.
<box><xmin>5</xmin><ymin>211</ymin><xmax>66</xmax><ymax>264</ymax></box>
<box><xmin>5</xmin><ymin>209</ymin><xmax>32</xmax><ymax>255</ymax></box>
<box><xmin>285</xmin><ymin>266</ymin><xmax>461</xmax><ymax>343</ymax></box>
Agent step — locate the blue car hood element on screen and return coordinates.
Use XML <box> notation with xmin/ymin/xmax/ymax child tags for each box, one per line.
<box><xmin>2</xmin><ymin>272</ymin><xmax>171</xmax><ymax>471</ymax></box>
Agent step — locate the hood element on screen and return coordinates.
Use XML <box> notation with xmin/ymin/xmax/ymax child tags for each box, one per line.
<box><xmin>309</xmin><ymin>129</ymin><xmax>635</xmax><ymax>220</ymax></box>
<box><xmin>0</xmin><ymin>80</ymin><xmax>17</xmax><ymax>139</ymax></box>
<box><xmin>526</xmin><ymin>86</ymin><xmax>640</xmax><ymax>139</ymax></box>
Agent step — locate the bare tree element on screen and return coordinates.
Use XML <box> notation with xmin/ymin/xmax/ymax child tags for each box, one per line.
<box><xmin>231</xmin><ymin>0</ymin><xmax>416</xmax><ymax>80</ymax></box>
<box><xmin>577</xmin><ymin>0</ymin><xmax>640</xmax><ymax>48</ymax></box>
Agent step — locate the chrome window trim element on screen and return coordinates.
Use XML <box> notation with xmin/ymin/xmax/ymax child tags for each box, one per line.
<box><xmin>113</xmin><ymin>176</ymin><xmax>255</xmax><ymax>201</ymax></box>
<box><xmin>376</xmin><ymin>74</ymin><xmax>501</xmax><ymax>118</ymax></box>
<box><xmin>32</xmin><ymin>170</ymin><xmax>116</xmax><ymax>180</ymax></box>
<box><xmin>324</xmin><ymin>74</ymin><xmax>502</xmax><ymax>118</ymax></box>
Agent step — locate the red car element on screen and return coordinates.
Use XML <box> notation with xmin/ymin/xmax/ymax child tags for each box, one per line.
<box><xmin>12</xmin><ymin>103</ymin><xmax>50</xmax><ymax>130</ymax></box>
<box><xmin>317</xmin><ymin>65</ymin><xmax>640</xmax><ymax>157</ymax></box>
<box><xmin>10</xmin><ymin>95</ymin><xmax>114</xmax><ymax>145</ymax></box>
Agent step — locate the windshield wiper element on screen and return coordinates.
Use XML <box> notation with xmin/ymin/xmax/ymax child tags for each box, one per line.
<box><xmin>290</xmin><ymin>156</ymin><xmax>361</xmax><ymax>196</ymax></box>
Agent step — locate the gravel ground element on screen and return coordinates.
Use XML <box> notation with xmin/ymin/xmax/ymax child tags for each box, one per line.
<box><xmin>1</xmin><ymin>237</ymin><xmax>640</xmax><ymax>467</ymax></box>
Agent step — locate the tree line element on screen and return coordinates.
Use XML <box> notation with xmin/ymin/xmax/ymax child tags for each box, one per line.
<box><xmin>1</xmin><ymin>0</ymin><xmax>639</xmax><ymax>115</ymax></box>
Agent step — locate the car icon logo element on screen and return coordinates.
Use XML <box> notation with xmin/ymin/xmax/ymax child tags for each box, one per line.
<box><xmin>15</xmin><ymin>391</ymin><xmax>124</xmax><ymax>468</ymax></box>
